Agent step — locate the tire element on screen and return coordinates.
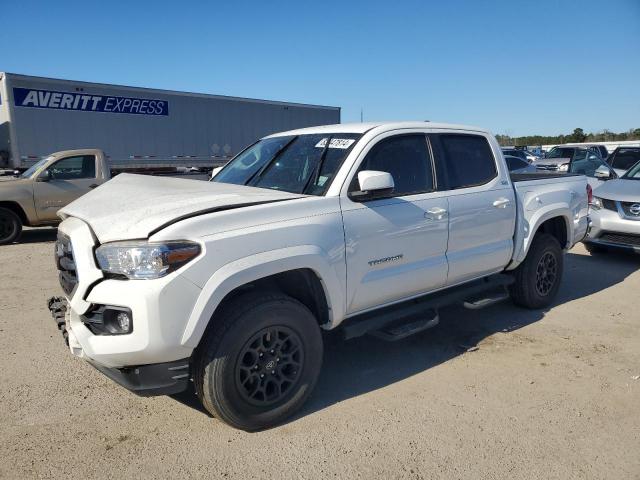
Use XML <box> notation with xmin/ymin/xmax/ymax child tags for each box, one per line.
<box><xmin>194</xmin><ymin>291</ymin><xmax>323</xmax><ymax>431</ymax></box>
<box><xmin>584</xmin><ymin>242</ymin><xmax>607</xmax><ymax>255</ymax></box>
<box><xmin>0</xmin><ymin>207</ymin><xmax>22</xmax><ymax>245</ymax></box>
<box><xmin>510</xmin><ymin>233</ymin><xmax>563</xmax><ymax>309</ymax></box>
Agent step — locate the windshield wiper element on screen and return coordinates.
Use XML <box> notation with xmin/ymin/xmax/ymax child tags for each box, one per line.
<box><xmin>302</xmin><ymin>136</ymin><xmax>332</xmax><ymax>194</ymax></box>
<box><xmin>244</xmin><ymin>136</ymin><xmax>297</xmax><ymax>186</ymax></box>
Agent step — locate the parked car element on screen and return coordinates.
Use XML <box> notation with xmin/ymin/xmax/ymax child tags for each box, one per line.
<box><xmin>504</xmin><ymin>155</ymin><xmax>537</xmax><ymax>174</ymax></box>
<box><xmin>536</xmin><ymin>146</ymin><xmax>604</xmax><ymax>173</ymax></box>
<box><xmin>0</xmin><ymin>150</ymin><xmax>111</xmax><ymax>244</ymax></box>
<box><xmin>559</xmin><ymin>144</ymin><xmax>609</xmax><ymax>161</ymax></box>
<box><xmin>576</xmin><ymin>144</ymin><xmax>610</xmax><ymax>161</ymax></box>
<box><xmin>585</xmin><ymin>160</ymin><xmax>640</xmax><ymax>254</ymax></box>
<box><xmin>606</xmin><ymin>146</ymin><xmax>640</xmax><ymax>177</ymax></box>
<box><xmin>566</xmin><ymin>152</ymin><xmax>618</xmax><ymax>189</ymax></box>
<box><xmin>501</xmin><ymin>148</ymin><xmax>530</xmax><ymax>163</ymax></box>
<box><xmin>51</xmin><ymin>122</ymin><xmax>589</xmax><ymax>431</ymax></box>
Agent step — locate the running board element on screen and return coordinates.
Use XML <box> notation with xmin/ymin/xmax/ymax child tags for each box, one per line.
<box><xmin>370</xmin><ymin>310</ymin><xmax>439</xmax><ymax>342</ymax></box>
<box><xmin>342</xmin><ymin>274</ymin><xmax>514</xmax><ymax>340</ymax></box>
<box><xmin>463</xmin><ymin>290</ymin><xmax>510</xmax><ymax>310</ymax></box>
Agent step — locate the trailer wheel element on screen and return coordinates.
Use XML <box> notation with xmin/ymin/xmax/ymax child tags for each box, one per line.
<box><xmin>0</xmin><ymin>207</ymin><xmax>22</xmax><ymax>245</ymax></box>
<box><xmin>194</xmin><ymin>291</ymin><xmax>323</xmax><ymax>431</ymax></box>
<box><xmin>510</xmin><ymin>233</ymin><xmax>563</xmax><ymax>309</ymax></box>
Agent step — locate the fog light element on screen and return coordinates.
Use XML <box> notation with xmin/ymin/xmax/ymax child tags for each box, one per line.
<box><xmin>116</xmin><ymin>312</ymin><xmax>131</xmax><ymax>332</ymax></box>
<box><xmin>103</xmin><ymin>307</ymin><xmax>133</xmax><ymax>334</ymax></box>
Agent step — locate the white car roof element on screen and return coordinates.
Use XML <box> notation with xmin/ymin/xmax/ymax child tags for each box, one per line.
<box><xmin>264</xmin><ymin>121</ymin><xmax>491</xmax><ymax>138</ymax></box>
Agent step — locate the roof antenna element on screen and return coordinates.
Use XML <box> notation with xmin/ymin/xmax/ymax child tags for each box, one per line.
<box><xmin>360</xmin><ymin>107</ymin><xmax>363</xmax><ymax>123</ymax></box>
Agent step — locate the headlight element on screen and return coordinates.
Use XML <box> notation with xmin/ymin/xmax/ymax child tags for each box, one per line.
<box><xmin>95</xmin><ymin>241</ymin><xmax>201</xmax><ymax>279</ymax></box>
<box><xmin>590</xmin><ymin>196</ymin><xmax>603</xmax><ymax>210</ymax></box>
<box><xmin>558</xmin><ymin>163</ymin><xmax>569</xmax><ymax>172</ymax></box>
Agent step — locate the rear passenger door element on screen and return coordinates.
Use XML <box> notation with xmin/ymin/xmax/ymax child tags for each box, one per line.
<box><xmin>429</xmin><ymin>133</ymin><xmax>516</xmax><ymax>285</ymax></box>
<box><xmin>341</xmin><ymin>133</ymin><xmax>449</xmax><ymax>314</ymax></box>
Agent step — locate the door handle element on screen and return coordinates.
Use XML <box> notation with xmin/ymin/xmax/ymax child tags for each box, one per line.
<box><xmin>89</xmin><ymin>184</ymin><xmax>99</xmax><ymax>189</ymax></box>
<box><xmin>425</xmin><ymin>207</ymin><xmax>448</xmax><ymax>220</ymax></box>
<box><xmin>493</xmin><ymin>198</ymin><xmax>511</xmax><ymax>208</ymax></box>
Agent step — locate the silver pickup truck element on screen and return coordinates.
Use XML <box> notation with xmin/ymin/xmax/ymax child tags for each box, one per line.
<box><xmin>52</xmin><ymin>122</ymin><xmax>589</xmax><ymax>430</ymax></box>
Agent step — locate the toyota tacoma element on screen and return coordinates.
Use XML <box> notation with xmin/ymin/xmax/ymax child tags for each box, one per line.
<box><xmin>51</xmin><ymin>122</ymin><xmax>589</xmax><ymax>430</ymax></box>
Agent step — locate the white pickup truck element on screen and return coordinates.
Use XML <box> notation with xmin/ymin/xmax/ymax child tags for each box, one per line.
<box><xmin>51</xmin><ymin>122</ymin><xmax>589</xmax><ymax>430</ymax></box>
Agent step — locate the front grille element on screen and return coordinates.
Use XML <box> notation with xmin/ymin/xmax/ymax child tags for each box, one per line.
<box><xmin>602</xmin><ymin>199</ymin><xmax>617</xmax><ymax>212</ymax></box>
<box><xmin>55</xmin><ymin>234</ymin><xmax>78</xmax><ymax>296</ymax></box>
<box><xmin>599</xmin><ymin>232</ymin><xmax>640</xmax><ymax>247</ymax></box>
<box><xmin>536</xmin><ymin>164</ymin><xmax>559</xmax><ymax>171</ymax></box>
<box><xmin>620</xmin><ymin>201</ymin><xmax>640</xmax><ymax>220</ymax></box>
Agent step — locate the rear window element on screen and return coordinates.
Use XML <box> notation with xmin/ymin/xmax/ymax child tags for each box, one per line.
<box><xmin>610</xmin><ymin>149</ymin><xmax>640</xmax><ymax>171</ymax></box>
<box><xmin>436</xmin><ymin>134</ymin><xmax>497</xmax><ymax>189</ymax></box>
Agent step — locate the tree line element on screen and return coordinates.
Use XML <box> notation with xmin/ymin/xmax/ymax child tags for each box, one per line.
<box><xmin>496</xmin><ymin>128</ymin><xmax>640</xmax><ymax>147</ymax></box>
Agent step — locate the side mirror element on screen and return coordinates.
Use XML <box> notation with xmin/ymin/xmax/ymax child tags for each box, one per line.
<box><xmin>349</xmin><ymin>170</ymin><xmax>394</xmax><ymax>202</ymax></box>
<box><xmin>594</xmin><ymin>165</ymin><xmax>612</xmax><ymax>180</ymax></box>
<box><xmin>37</xmin><ymin>170</ymin><xmax>51</xmax><ymax>182</ymax></box>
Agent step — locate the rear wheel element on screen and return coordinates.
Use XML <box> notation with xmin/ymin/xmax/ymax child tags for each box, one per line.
<box><xmin>195</xmin><ymin>291</ymin><xmax>323</xmax><ymax>431</ymax></box>
<box><xmin>0</xmin><ymin>207</ymin><xmax>22</xmax><ymax>245</ymax></box>
<box><xmin>510</xmin><ymin>233</ymin><xmax>563</xmax><ymax>309</ymax></box>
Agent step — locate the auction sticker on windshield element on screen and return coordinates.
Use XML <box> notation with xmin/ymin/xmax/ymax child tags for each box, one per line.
<box><xmin>315</xmin><ymin>138</ymin><xmax>356</xmax><ymax>149</ymax></box>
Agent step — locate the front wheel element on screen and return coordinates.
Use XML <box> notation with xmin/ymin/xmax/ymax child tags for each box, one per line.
<box><xmin>510</xmin><ymin>233</ymin><xmax>563</xmax><ymax>309</ymax></box>
<box><xmin>0</xmin><ymin>207</ymin><xmax>22</xmax><ymax>245</ymax></box>
<box><xmin>194</xmin><ymin>292</ymin><xmax>323</xmax><ymax>431</ymax></box>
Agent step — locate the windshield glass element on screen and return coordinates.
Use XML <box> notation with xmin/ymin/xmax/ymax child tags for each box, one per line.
<box><xmin>20</xmin><ymin>156</ymin><xmax>53</xmax><ymax>178</ymax></box>
<box><xmin>212</xmin><ymin>133</ymin><xmax>362</xmax><ymax>195</ymax></box>
<box><xmin>546</xmin><ymin>147</ymin><xmax>575</xmax><ymax>159</ymax></box>
<box><xmin>611</xmin><ymin>149</ymin><xmax>640</xmax><ymax>171</ymax></box>
<box><xmin>622</xmin><ymin>161</ymin><xmax>640</xmax><ymax>180</ymax></box>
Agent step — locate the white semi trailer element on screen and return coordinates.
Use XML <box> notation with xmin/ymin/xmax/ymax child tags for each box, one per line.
<box><xmin>0</xmin><ymin>72</ymin><xmax>340</xmax><ymax>172</ymax></box>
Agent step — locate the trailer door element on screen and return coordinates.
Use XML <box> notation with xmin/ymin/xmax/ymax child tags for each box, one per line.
<box><xmin>33</xmin><ymin>154</ymin><xmax>98</xmax><ymax>222</ymax></box>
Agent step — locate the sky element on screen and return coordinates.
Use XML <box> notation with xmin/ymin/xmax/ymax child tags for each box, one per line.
<box><xmin>2</xmin><ymin>0</ymin><xmax>639</xmax><ymax>137</ymax></box>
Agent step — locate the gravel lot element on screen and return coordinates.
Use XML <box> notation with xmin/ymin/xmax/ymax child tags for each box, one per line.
<box><xmin>1</xmin><ymin>230</ymin><xmax>638</xmax><ymax>479</ymax></box>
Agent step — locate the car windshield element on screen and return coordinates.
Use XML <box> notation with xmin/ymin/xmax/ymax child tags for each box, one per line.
<box><xmin>611</xmin><ymin>149</ymin><xmax>640</xmax><ymax>171</ymax></box>
<box><xmin>20</xmin><ymin>156</ymin><xmax>53</xmax><ymax>178</ymax></box>
<box><xmin>622</xmin><ymin>161</ymin><xmax>640</xmax><ymax>180</ymax></box>
<box><xmin>212</xmin><ymin>133</ymin><xmax>362</xmax><ymax>195</ymax></box>
<box><xmin>546</xmin><ymin>147</ymin><xmax>575</xmax><ymax>159</ymax></box>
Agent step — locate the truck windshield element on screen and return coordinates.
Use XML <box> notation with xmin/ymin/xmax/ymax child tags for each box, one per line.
<box><xmin>546</xmin><ymin>147</ymin><xmax>575</xmax><ymax>159</ymax></box>
<box><xmin>212</xmin><ymin>133</ymin><xmax>362</xmax><ymax>195</ymax></box>
<box><xmin>20</xmin><ymin>156</ymin><xmax>53</xmax><ymax>178</ymax></box>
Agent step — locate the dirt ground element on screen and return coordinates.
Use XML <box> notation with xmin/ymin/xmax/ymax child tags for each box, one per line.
<box><xmin>0</xmin><ymin>229</ymin><xmax>638</xmax><ymax>479</ymax></box>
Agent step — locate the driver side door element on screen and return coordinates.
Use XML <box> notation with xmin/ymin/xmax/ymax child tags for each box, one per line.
<box><xmin>33</xmin><ymin>155</ymin><xmax>98</xmax><ymax>222</ymax></box>
<box><xmin>340</xmin><ymin>133</ymin><xmax>449</xmax><ymax>315</ymax></box>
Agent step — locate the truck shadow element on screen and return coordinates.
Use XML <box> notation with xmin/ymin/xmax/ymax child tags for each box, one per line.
<box><xmin>170</xmin><ymin>249</ymin><xmax>639</xmax><ymax>425</ymax></box>
<box><xmin>17</xmin><ymin>228</ymin><xmax>58</xmax><ymax>244</ymax></box>
<box><xmin>300</xmin><ymin>249</ymin><xmax>640</xmax><ymax>422</ymax></box>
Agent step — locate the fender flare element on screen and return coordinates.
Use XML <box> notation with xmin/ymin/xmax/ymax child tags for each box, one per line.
<box><xmin>511</xmin><ymin>203</ymin><xmax>572</xmax><ymax>267</ymax></box>
<box><xmin>180</xmin><ymin>245</ymin><xmax>345</xmax><ymax>348</ymax></box>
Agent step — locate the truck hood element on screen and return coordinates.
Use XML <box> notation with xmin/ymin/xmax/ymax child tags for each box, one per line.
<box><xmin>593</xmin><ymin>178</ymin><xmax>640</xmax><ymax>202</ymax></box>
<box><xmin>60</xmin><ymin>174</ymin><xmax>305</xmax><ymax>243</ymax></box>
<box><xmin>535</xmin><ymin>158</ymin><xmax>571</xmax><ymax>167</ymax></box>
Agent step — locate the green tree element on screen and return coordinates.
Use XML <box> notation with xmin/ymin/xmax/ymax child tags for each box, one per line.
<box><xmin>569</xmin><ymin>128</ymin><xmax>587</xmax><ymax>143</ymax></box>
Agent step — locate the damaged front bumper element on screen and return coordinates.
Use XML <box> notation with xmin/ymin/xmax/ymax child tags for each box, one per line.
<box><xmin>47</xmin><ymin>296</ymin><xmax>190</xmax><ymax>396</ymax></box>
